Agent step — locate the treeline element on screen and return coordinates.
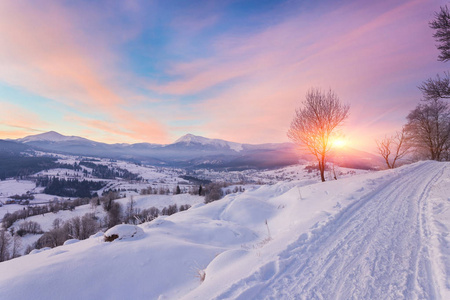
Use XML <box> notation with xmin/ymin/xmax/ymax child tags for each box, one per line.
<box><xmin>54</xmin><ymin>162</ymin><xmax>83</xmax><ymax>171</ymax></box>
<box><xmin>140</xmin><ymin>184</ymin><xmax>202</xmax><ymax>196</ymax></box>
<box><xmin>9</xmin><ymin>193</ymin><xmax>35</xmax><ymax>201</ymax></box>
<box><xmin>2</xmin><ymin>197</ymin><xmax>94</xmax><ymax>229</ymax></box>
<box><xmin>79</xmin><ymin>161</ymin><xmax>141</xmax><ymax>181</ymax></box>
<box><xmin>180</xmin><ymin>175</ymin><xmax>212</xmax><ymax>185</ymax></box>
<box><xmin>0</xmin><ymin>154</ymin><xmax>58</xmax><ymax>180</ymax></box>
<box><xmin>140</xmin><ymin>182</ymin><xmax>245</xmax><ymax>204</ymax></box>
<box><xmin>36</xmin><ymin>177</ymin><xmax>106</xmax><ymax>198</ymax></box>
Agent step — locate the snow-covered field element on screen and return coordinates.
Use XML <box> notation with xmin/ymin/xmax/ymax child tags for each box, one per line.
<box><xmin>186</xmin><ymin>163</ymin><xmax>368</xmax><ymax>184</ymax></box>
<box><xmin>0</xmin><ymin>180</ymin><xmax>37</xmax><ymax>197</ymax></box>
<box><xmin>0</xmin><ymin>161</ymin><xmax>448</xmax><ymax>299</ymax></box>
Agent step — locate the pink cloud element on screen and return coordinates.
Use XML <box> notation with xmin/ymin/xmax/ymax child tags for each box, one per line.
<box><xmin>0</xmin><ymin>102</ymin><xmax>50</xmax><ymax>137</ymax></box>
<box><xmin>65</xmin><ymin>112</ymin><xmax>168</xmax><ymax>144</ymax></box>
<box><xmin>149</xmin><ymin>0</ymin><xmax>444</xmax><ymax>151</ymax></box>
<box><xmin>0</xmin><ymin>1</ymin><xmax>169</xmax><ymax>143</ymax></box>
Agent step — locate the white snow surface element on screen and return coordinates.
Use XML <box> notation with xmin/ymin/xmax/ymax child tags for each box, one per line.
<box><xmin>104</xmin><ymin>224</ymin><xmax>144</xmax><ymax>241</ymax></box>
<box><xmin>0</xmin><ymin>180</ymin><xmax>36</xmax><ymax>197</ymax></box>
<box><xmin>0</xmin><ymin>161</ymin><xmax>449</xmax><ymax>299</ymax></box>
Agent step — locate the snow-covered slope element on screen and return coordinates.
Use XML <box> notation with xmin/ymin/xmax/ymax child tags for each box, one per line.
<box><xmin>174</xmin><ymin>133</ymin><xmax>244</xmax><ymax>152</ymax></box>
<box><xmin>1</xmin><ymin>161</ymin><xmax>448</xmax><ymax>299</ymax></box>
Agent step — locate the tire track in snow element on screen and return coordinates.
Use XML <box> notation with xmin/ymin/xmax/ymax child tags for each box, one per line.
<box><xmin>217</xmin><ymin>161</ymin><xmax>446</xmax><ymax>300</ymax></box>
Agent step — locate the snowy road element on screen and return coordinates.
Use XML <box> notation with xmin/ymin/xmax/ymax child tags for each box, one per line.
<box><xmin>218</xmin><ymin>162</ymin><xmax>448</xmax><ymax>299</ymax></box>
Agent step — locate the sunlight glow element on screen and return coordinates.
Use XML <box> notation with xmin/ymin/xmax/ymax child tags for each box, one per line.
<box><xmin>332</xmin><ymin>138</ymin><xmax>347</xmax><ymax>148</ymax></box>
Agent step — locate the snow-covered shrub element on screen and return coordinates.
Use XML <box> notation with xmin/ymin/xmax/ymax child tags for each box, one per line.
<box><xmin>104</xmin><ymin>224</ymin><xmax>144</xmax><ymax>242</ymax></box>
<box><xmin>196</xmin><ymin>269</ymin><xmax>206</xmax><ymax>282</ymax></box>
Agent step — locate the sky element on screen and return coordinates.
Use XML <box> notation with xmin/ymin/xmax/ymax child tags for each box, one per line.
<box><xmin>0</xmin><ymin>0</ymin><xmax>448</xmax><ymax>152</ymax></box>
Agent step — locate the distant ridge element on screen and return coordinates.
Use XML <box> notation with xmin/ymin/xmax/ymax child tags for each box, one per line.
<box><xmin>14</xmin><ymin>131</ymin><xmax>382</xmax><ymax>170</ymax></box>
<box><xmin>18</xmin><ymin>131</ymin><xmax>89</xmax><ymax>143</ymax></box>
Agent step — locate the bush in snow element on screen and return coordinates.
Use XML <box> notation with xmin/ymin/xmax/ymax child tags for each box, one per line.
<box><xmin>17</xmin><ymin>221</ymin><xmax>43</xmax><ymax>236</ymax></box>
<box><xmin>35</xmin><ymin>213</ymin><xmax>99</xmax><ymax>248</ymax></box>
<box><xmin>101</xmin><ymin>191</ymin><xmax>121</xmax><ymax>211</ymax></box>
<box><xmin>179</xmin><ymin>204</ymin><xmax>191</xmax><ymax>212</ymax></box>
<box><xmin>204</xmin><ymin>182</ymin><xmax>224</xmax><ymax>204</ymax></box>
<box><xmin>103</xmin><ymin>224</ymin><xmax>144</xmax><ymax>242</ymax></box>
<box><xmin>135</xmin><ymin>207</ymin><xmax>159</xmax><ymax>223</ymax></box>
<box><xmin>167</xmin><ymin>204</ymin><xmax>178</xmax><ymax>215</ymax></box>
<box><xmin>105</xmin><ymin>202</ymin><xmax>122</xmax><ymax>228</ymax></box>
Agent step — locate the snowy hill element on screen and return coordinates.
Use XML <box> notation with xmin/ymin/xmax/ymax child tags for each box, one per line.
<box><xmin>0</xmin><ymin>161</ymin><xmax>448</xmax><ymax>299</ymax></box>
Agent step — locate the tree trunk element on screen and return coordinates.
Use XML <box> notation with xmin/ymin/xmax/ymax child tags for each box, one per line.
<box><xmin>319</xmin><ymin>156</ymin><xmax>326</xmax><ymax>182</ymax></box>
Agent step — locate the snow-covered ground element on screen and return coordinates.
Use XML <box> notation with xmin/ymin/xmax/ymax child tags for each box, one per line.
<box><xmin>188</xmin><ymin>163</ymin><xmax>368</xmax><ymax>184</ymax></box>
<box><xmin>0</xmin><ymin>180</ymin><xmax>36</xmax><ymax>197</ymax></box>
<box><xmin>0</xmin><ymin>161</ymin><xmax>448</xmax><ymax>299</ymax></box>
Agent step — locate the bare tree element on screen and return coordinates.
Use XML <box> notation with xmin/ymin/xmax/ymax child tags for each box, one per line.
<box><xmin>430</xmin><ymin>5</ymin><xmax>450</xmax><ymax>62</ymax></box>
<box><xmin>405</xmin><ymin>99</ymin><xmax>450</xmax><ymax>161</ymax></box>
<box><xmin>288</xmin><ymin>88</ymin><xmax>349</xmax><ymax>182</ymax></box>
<box><xmin>419</xmin><ymin>6</ymin><xmax>450</xmax><ymax>101</ymax></box>
<box><xmin>107</xmin><ymin>202</ymin><xmax>122</xmax><ymax>228</ymax></box>
<box><xmin>376</xmin><ymin>128</ymin><xmax>411</xmax><ymax>169</ymax></box>
<box><xmin>11</xmin><ymin>234</ymin><xmax>22</xmax><ymax>259</ymax></box>
<box><xmin>419</xmin><ymin>72</ymin><xmax>450</xmax><ymax>101</ymax></box>
<box><xmin>204</xmin><ymin>182</ymin><xmax>224</xmax><ymax>203</ymax></box>
<box><xmin>68</xmin><ymin>217</ymin><xmax>82</xmax><ymax>239</ymax></box>
<box><xmin>0</xmin><ymin>230</ymin><xmax>11</xmax><ymax>262</ymax></box>
<box><xmin>126</xmin><ymin>196</ymin><xmax>139</xmax><ymax>224</ymax></box>
<box><xmin>80</xmin><ymin>213</ymin><xmax>99</xmax><ymax>239</ymax></box>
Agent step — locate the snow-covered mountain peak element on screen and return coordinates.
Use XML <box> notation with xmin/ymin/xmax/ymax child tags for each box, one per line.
<box><xmin>18</xmin><ymin>131</ymin><xmax>87</xmax><ymax>143</ymax></box>
<box><xmin>174</xmin><ymin>133</ymin><xmax>204</xmax><ymax>144</ymax></box>
<box><xmin>174</xmin><ymin>133</ymin><xmax>243</xmax><ymax>152</ymax></box>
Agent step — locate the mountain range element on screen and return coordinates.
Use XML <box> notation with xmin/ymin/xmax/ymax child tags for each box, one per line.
<box><xmin>4</xmin><ymin>131</ymin><xmax>382</xmax><ymax>170</ymax></box>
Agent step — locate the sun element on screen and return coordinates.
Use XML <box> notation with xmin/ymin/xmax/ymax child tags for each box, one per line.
<box><xmin>332</xmin><ymin>138</ymin><xmax>347</xmax><ymax>148</ymax></box>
